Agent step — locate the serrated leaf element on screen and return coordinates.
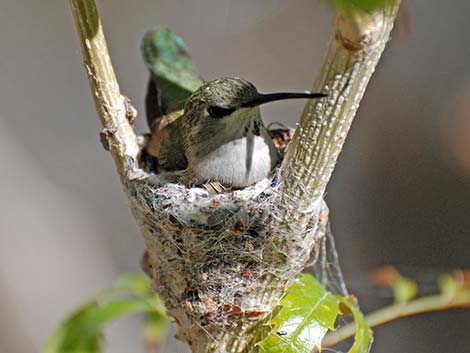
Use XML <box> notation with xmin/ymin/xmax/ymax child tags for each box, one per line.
<box><xmin>258</xmin><ymin>274</ymin><xmax>373</xmax><ymax>353</ymax></box>
<box><xmin>44</xmin><ymin>274</ymin><xmax>167</xmax><ymax>353</ymax></box>
<box><xmin>257</xmin><ymin>274</ymin><xmax>340</xmax><ymax>353</ymax></box>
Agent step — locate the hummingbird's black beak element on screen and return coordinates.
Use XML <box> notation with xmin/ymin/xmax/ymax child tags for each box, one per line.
<box><xmin>242</xmin><ymin>92</ymin><xmax>327</xmax><ymax>108</ymax></box>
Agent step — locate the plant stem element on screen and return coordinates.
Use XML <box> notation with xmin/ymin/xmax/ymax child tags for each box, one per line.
<box><xmin>69</xmin><ymin>0</ymin><xmax>139</xmax><ymax>185</ymax></box>
<box><xmin>324</xmin><ymin>292</ymin><xmax>470</xmax><ymax>347</ymax></box>
<box><xmin>276</xmin><ymin>1</ymin><xmax>401</xmax><ymax>227</ymax></box>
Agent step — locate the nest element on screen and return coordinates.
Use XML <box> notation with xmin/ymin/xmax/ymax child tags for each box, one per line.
<box><xmin>129</xmin><ymin>171</ymin><xmax>329</xmax><ymax>338</ymax></box>
<box><xmin>125</xmin><ymin>130</ymin><xmax>332</xmax><ymax>350</ymax></box>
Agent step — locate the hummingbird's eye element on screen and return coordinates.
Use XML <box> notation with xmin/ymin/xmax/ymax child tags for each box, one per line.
<box><xmin>207</xmin><ymin>106</ymin><xmax>236</xmax><ymax>119</ymax></box>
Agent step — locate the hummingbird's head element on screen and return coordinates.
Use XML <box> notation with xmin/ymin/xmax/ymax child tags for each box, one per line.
<box><xmin>182</xmin><ymin>77</ymin><xmax>327</xmax><ymax>133</ymax></box>
<box><xmin>182</xmin><ymin>77</ymin><xmax>259</xmax><ymax>126</ymax></box>
<box><xmin>180</xmin><ymin>77</ymin><xmax>327</xmax><ymax>186</ymax></box>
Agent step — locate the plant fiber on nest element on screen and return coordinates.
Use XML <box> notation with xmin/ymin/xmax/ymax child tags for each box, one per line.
<box><xmin>127</xmin><ymin>166</ymin><xmax>330</xmax><ymax>347</ymax></box>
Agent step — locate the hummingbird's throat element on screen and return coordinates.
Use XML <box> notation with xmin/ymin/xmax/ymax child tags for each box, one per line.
<box><xmin>241</xmin><ymin>109</ymin><xmax>263</xmax><ymax>137</ymax></box>
<box><xmin>247</xmin><ymin>119</ymin><xmax>261</xmax><ymax>136</ymax></box>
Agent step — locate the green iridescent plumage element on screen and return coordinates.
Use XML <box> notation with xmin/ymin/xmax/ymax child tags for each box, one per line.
<box><xmin>142</xmin><ymin>26</ymin><xmax>204</xmax><ymax>170</ymax></box>
<box><xmin>142</xmin><ymin>27</ymin><xmax>326</xmax><ymax>187</ymax></box>
<box><xmin>142</xmin><ymin>26</ymin><xmax>203</xmax><ymax>118</ymax></box>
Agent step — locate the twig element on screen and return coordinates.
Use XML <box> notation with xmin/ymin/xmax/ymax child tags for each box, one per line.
<box><xmin>324</xmin><ymin>292</ymin><xmax>470</xmax><ymax>346</ymax></box>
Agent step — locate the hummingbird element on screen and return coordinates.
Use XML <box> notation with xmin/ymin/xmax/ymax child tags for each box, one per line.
<box><xmin>142</xmin><ymin>28</ymin><xmax>326</xmax><ymax>188</ymax></box>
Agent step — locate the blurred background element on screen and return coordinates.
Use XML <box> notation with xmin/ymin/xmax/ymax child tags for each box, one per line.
<box><xmin>0</xmin><ymin>0</ymin><xmax>469</xmax><ymax>352</ymax></box>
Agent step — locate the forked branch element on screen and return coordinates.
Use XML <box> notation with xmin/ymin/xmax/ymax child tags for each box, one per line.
<box><xmin>69</xmin><ymin>1</ymin><xmax>402</xmax><ymax>352</ymax></box>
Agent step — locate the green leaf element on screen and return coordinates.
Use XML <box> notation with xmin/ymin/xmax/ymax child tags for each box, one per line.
<box><xmin>392</xmin><ymin>275</ymin><xmax>418</xmax><ymax>304</ymax></box>
<box><xmin>438</xmin><ymin>274</ymin><xmax>456</xmax><ymax>296</ymax></box>
<box><xmin>330</xmin><ymin>0</ymin><xmax>393</xmax><ymax>12</ymax></box>
<box><xmin>44</xmin><ymin>274</ymin><xmax>167</xmax><ymax>353</ymax></box>
<box><xmin>112</xmin><ymin>273</ymin><xmax>166</xmax><ymax>315</ymax></box>
<box><xmin>113</xmin><ymin>273</ymin><xmax>152</xmax><ymax>295</ymax></box>
<box><xmin>257</xmin><ymin>274</ymin><xmax>340</xmax><ymax>353</ymax></box>
<box><xmin>438</xmin><ymin>271</ymin><xmax>470</xmax><ymax>297</ymax></box>
<box><xmin>337</xmin><ymin>297</ymin><xmax>373</xmax><ymax>353</ymax></box>
<box><xmin>258</xmin><ymin>274</ymin><xmax>373</xmax><ymax>353</ymax></box>
<box><xmin>144</xmin><ymin>311</ymin><xmax>169</xmax><ymax>347</ymax></box>
<box><xmin>44</xmin><ymin>301</ymin><xmax>102</xmax><ymax>353</ymax></box>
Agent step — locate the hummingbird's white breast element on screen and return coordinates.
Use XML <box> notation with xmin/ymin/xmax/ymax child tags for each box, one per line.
<box><xmin>191</xmin><ymin>129</ymin><xmax>278</xmax><ymax>188</ymax></box>
<box><xmin>185</xmin><ymin>108</ymin><xmax>280</xmax><ymax>188</ymax></box>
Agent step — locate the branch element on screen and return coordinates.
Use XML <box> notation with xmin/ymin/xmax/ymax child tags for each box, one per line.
<box><xmin>324</xmin><ymin>291</ymin><xmax>470</xmax><ymax>346</ymax></box>
<box><xmin>69</xmin><ymin>0</ymin><xmax>139</xmax><ymax>185</ymax></box>
<box><xmin>276</xmin><ymin>1</ymin><xmax>401</xmax><ymax>226</ymax></box>
<box><xmin>69</xmin><ymin>2</ymin><xmax>404</xmax><ymax>353</ymax></box>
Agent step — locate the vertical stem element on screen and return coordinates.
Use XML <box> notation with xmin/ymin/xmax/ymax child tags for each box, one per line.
<box><xmin>276</xmin><ymin>2</ymin><xmax>401</xmax><ymax>227</ymax></box>
<box><xmin>69</xmin><ymin>0</ymin><xmax>139</xmax><ymax>185</ymax></box>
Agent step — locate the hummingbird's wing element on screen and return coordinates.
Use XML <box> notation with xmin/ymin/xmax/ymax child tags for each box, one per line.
<box><xmin>142</xmin><ymin>27</ymin><xmax>204</xmax><ymax>171</ymax></box>
<box><xmin>142</xmin><ymin>26</ymin><xmax>204</xmax><ymax>128</ymax></box>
